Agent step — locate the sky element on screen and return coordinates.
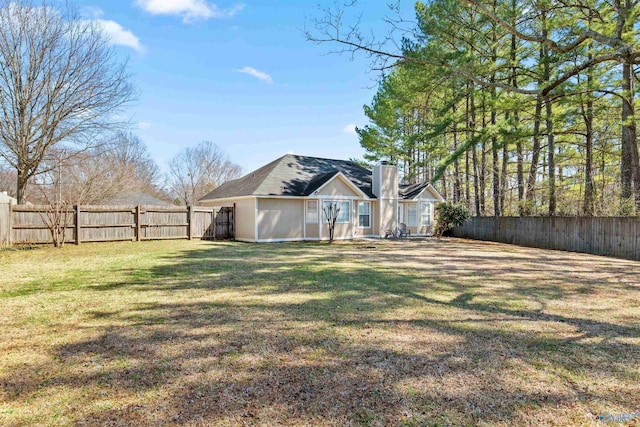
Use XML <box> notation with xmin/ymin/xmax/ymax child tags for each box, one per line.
<box><xmin>72</xmin><ymin>0</ymin><xmax>411</xmax><ymax>175</ymax></box>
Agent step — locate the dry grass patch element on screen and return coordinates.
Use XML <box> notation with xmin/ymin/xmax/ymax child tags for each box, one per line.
<box><xmin>0</xmin><ymin>238</ymin><xmax>639</xmax><ymax>426</ymax></box>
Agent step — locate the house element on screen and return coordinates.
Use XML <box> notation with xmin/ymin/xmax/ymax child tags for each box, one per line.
<box><xmin>106</xmin><ymin>190</ymin><xmax>172</xmax><ymax>206</ymax></box>
<box><xmin>199</xmin><ymin>154</ymin><xmax>445</xmax><ymax>242</ymax></box>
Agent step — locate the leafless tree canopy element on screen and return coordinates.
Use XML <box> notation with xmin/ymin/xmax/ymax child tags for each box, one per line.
<box><xmin>0</xmin><ymin>0</ymin><xmax>136</xmax><ymax>203</ymax></box>
<box><xmin>0</xmin><ymin>159</ymin><xmax>14</xmax><ymax>195</ymax></box>
<box><xmin>36</xmin><ymin>132</ymin><xmax>165</xmax><ymax>205</ymax></box>
<box><xmin>168</xmin><ymin>141</ymin><xmax>242</xmax><ymax>206</ymax></box>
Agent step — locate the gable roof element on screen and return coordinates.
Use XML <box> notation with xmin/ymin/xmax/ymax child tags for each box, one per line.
<box><xmin>200</xmin><ymin>154</ymin><xmax>375</xmax><ymax>201</ymax></box>
<box><xmin>400</xmin><ymin>182</ymin><xmax>446</xmax><ymax>202</ymax></box>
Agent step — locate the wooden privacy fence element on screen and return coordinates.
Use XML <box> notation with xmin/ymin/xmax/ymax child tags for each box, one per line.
<box><xmin>452</xmin><ymin>216</ymin><xmax>640</xmax><ymax>261</ymax></box>
<box><xmin>0</xmin><ymin>204</ymin><xmax>234</xmax><ymax>246</ymax></box>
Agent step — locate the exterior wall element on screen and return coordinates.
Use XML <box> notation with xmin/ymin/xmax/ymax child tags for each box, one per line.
<box><xmin>257</xmin><ymin>198</ymin><xmax>304</xmax><ymax>241</ymax></box>
<box><xmin>400</xmin><ymin>199</ymin><xmax>436</xmax><ymax>236</ymax></box>
<box><xmin>319</xmin><ymin>199</ymin><xmax>354</xmax><ymax>240</ymax></box>
<box><xmin>381</xmin><ymin>165</ymin><xmax>398</xmax><ymax>199</ymax></box>
<box><xmin>317</xmin><ymin>178</ymin><xmax>360</xmax><ymax>197</ymax></box>
<box><xmin>199</xmin><ymin>197</ymin><xmax>256</xmax><ymax>241</ymax></box>
<box><xmin>379</xmin><ymin>199</ymin><xmax>396</xmax><ymax>235</ymax></box>
<box><xmin>234</xmin><ymin>199</ymin><xmax>257</xmax><ymax>241</ymax></box>
<box><xmin>372</xmin><ymin>200</ymin><xmax>379</xmax><ymax>236</ymax></box>
<box><xmin>321</xmin><ymin>222</ymin><xmax>353</xmax><ymax>240</ymax></box>
<box><xmin>373</xmin><ymin>164</ymin><xmax>399</xmax><ymax>236</ymax></box>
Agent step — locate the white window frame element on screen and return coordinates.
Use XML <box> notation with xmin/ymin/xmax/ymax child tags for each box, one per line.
<box><xmin>323</xmin><ymin>200</ymin><xmax>350</xmax><ymax>224</ymax></box>
<box><xmin>306</xmin><ymin>200</ymin><xmax>319</xmax><ymax>223</ymax></box>
<box><xmin>421</xmin><ymin>202</ymin><xmax>431</xmax><ymax>226</ymax></box>
<box><xmin>358</xmin><ymin>201</ymin><xmax>371</xmax><ymax>228</ymax></box>
<box><xmin>398</xmin><ymin>204</ymin><xmax>404</xmax><ymax>224</ymax></box>
<box><xmin>407</xmin><ymin>203</ymin><xmax>418</xmax><ymax>227</ymax></box>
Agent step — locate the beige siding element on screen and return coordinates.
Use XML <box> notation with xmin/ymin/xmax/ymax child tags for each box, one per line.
<box><xmin>378</xmin><ymin>199</ymin><xmax>396</xmax><ymax>235</ymax></box>
<box><xmin>372</xmin><ymin>201</ymin><xmax>379</xmax><ymax>236</ymax></box>
<box><xmin>317</xmin><ymin>177</ymin><xmax>360</xmax><ymax>197</ymax></box>
<box><xmin>321</xmin><ymin>222</ymin><xmax>353</xmax><ymax>240</ymax></box>
<box><xmin>201</xmin><ymin>198</ymin><xmax>256</xmax><ymax>241</ymax></box>
<box><xmin>320</xmin><ymin>200</ymin><xmax>355</xmax><ymax>240</ymax></box>
<box><xmin>306</xmin><ymin>223</ymin><xmax>319</xmax><ymax>239</ymax></box>
<box><xmin>400</xmin><ymin>200</ymin><xmax>434</xmax><ymax>235</ymax></box>
<box><xmin>234</xmin><ymin>199</ymin><xmax>256</xmax><ymax>241</ymax></box>
<box><xmin>380</xmin><ymin>165</ymin><xmax>398</xmax><ymax>198</ymax></box>
<box><xmin>257</xmin><ymin>198</ymin><xmax>304</xmax><ymax>240</ymax></box>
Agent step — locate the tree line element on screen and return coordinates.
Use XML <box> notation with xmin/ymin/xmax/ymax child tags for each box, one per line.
<box><xmin>0</xmin><ymin>0</ymin><xmax>241</xmax><ymax>206</ymax></box>
<box><xmin>311</xmin><ymin>0</ymin><xmax>640</xmax><ymax>216</ymax></box>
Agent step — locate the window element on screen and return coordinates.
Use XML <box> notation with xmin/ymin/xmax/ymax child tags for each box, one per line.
<box><xmin>358</xmin><ymin>202</ymin><xmax>370</xmax><ymax>228</ymax></box>
<box><xmin>421</xmin><ymin>202</ymin><xmax>431</xmax><ymax>226</ymax></box>
<box><xmin>407</xmin><ymin>204</ymin><xmax>418</xmax><ymax>226</ymax></box>
<box><xmin>306</xmin><ymin>200</ymin><xmax>318</xmax><ymax>223</ymax></box>
<box><xmin>323</xmin><ymin>201</ymin><xmax>350</xmax><ymax>223</ymax></box>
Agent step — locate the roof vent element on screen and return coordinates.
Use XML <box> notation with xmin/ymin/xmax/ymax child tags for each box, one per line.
<box><xmin>380</xmin><ymin>161</ymin><xmax>389</xmax><ymax>165</ymax></box>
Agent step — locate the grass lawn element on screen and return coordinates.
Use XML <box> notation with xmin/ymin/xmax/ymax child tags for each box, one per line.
<box><xmin>1</xmin><ymin>238</ymin><xmax>639</xmax><ymax>426</ymax></box>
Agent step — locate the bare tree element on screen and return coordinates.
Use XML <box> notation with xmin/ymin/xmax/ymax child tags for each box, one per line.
<box><xmin>168</xmin><ymin>141</ymin><xmax>242</xmax><ymax>206</ymax></box>
<box><xmin>0</xmin><ymin>0</ymin><xmax>136</xmax><ymax>203</ymax></box>
<box><xmin>35</xmin><ymin>132</ymin><xmax>164</xmax><ymax>205</ymax></box>
<box><xmin>0</xmin><ymin>160</ymin><xmax>14</xmax><ymax>195</ymax></box>
<box><xmin>323</xmin><ymin>202</ymin><xmax>340</xmax><ymax>243</ymax></box>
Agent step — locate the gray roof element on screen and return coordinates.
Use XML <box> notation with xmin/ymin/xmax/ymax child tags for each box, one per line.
<box><xmin>200</xmin><ymin>154</ymin><xmax>375</xmax><ymax>201</ymax></box>
<box><xmin>400</xmin><ymin>182</ymin><xmax>429</xmax><ymax>200</ymax></box>
<box><xmin>108</xmin><ymin>191</ymin><xmax>172</xmax><ymax>206</ymax></box>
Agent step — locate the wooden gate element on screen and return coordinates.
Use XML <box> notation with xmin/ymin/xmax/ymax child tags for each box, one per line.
<box><xmin>191</xmin><ymin>206</ymin><xmax>234</xmax><ymax>240</ymax></box>
<box><xmin>214</xmin><ymin>207</ymin><xmax>234</xmax><ymax>239</ymax></box>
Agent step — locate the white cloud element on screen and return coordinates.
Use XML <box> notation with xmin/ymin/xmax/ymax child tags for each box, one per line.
<box><xmin>95</xmin><ymin>19</ymin><xmax>145</xmax><ymax>53</ymax></box>
<box><xmin>136</xmin><ymin>0</ymin><xmax>244</xmax><ymax>22</ymax></box>
<box><xmin>236</xmin><ymin>66</ymin><xmax>273</xmax><ymax>84</ymax></box>
<box><xmin>343</xmin><ymin>124</ymin><xmax>358</xmax><ymax>136</ymax></box>
<box><xmin>138</xmin><ymin>121</ymin><xmax>152</xmax><ymax>129</ymax></box>
<box><xmin>79</xmin><ymin>8</ymin><xmax>144</xmax><ymax>53</ymax></box>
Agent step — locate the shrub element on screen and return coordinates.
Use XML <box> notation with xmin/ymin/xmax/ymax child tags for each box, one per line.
<box><xmin>435</xmin><ymin>203</ymin><xmax>470</xmax><ymax>237</ymax></box>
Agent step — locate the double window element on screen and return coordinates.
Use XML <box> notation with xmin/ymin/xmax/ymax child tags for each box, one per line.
<box><xmin>323</xmin><ymin>201</ymin><xmax>350</xmax><ymax>223</ymax></box>
<box><xmin>405</xmin><ymin>202</ymin><xmax>432</xmax><ymax>227</ymax></box>
<box><xmin>358</xmin><ymin>202</ymin><xmax>370</xmax><ymax>228</ymax></box>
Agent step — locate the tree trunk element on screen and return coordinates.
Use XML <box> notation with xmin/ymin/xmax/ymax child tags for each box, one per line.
<box><xmin>452</xmin><ymin>103</ymin><xmax>461</xmax><ymax>203</ymax></box>
<box><xmin>525</xmin><ymin>94</ymin><xmax>543</xmax><ymax>215</ymax></box>
<box><xmin>510</xmin><ymin>0</ymin><xmax>524</xmax><ymax>215</ymax></box>
<box><xmin>16</xmin><ymin>167</ymin><xmax>28</xmax><ymax>204</ymax></box>
<box><xmin>470</xmin><ymin>87</ymin><xmax>480</xmax><ymax>216</ymax></box>
<box><xmin>621</xmin><ymin>60</ymin><xmax>638</xmax><ymax>212</ymax></box>
<box><xmin>545</xmin><ymin>96</ymin><xmax>556</xmax><ymax>216</ymax></box>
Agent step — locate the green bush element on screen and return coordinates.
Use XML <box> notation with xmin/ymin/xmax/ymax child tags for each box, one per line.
<box><xmin>435</xmin><ymin>203</ymin><xmax>470</xmax><ymax>237</ymax></box>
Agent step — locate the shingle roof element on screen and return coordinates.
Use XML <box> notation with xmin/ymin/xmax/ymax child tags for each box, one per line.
<box><xmin>199</xmin><ymin>154</ymin><xmax>375</xmax><ymax>201</ymax></box>
<box><xmin>400</xmin><ymin>182</ymin><xmax>429</xmax><ymax>200</ymax></box>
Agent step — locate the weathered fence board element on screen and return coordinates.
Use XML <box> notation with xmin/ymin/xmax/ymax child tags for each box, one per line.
<box><xmin>2</xmin><ymin>204</ymin><xmax>233</xmax><ymax>246</ymax></box>
<box><xmin>452</xmin><ymin>216</ymin><xmax>640</xmax><ymax>261</ymax></box>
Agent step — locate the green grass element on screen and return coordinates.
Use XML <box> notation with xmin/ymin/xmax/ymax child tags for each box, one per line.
<box><xmin>0</xmin><ymin>238</ymin><xmax>639</xmax><ymax>426</ymax></box>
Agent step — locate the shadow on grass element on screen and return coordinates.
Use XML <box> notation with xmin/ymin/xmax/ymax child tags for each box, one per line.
<box><xmin>2</xmin><ymin>239</ymin><xmax>639</xmax><ymax>426</ymax></box>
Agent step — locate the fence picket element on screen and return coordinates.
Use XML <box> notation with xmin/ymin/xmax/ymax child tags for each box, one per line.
<box><xmin>453</xmin><ymin>216</ymin><xmax>640</xmax><ymax>261</ymax></box>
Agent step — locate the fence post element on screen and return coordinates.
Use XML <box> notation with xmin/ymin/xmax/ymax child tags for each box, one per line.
<box><xmin>75</xmin><ymin>205</ymin><xmax>81</xmax><ymax>245</ymax></box>
<box><xmin>187</xmin><ymin>205</ymin><xmax>193</xmax><ymax>240</ymax></box>
<box><xmin>135</xmin><ymin>205</ymin><xmax>142</xmax><ymax>241</ymax></box>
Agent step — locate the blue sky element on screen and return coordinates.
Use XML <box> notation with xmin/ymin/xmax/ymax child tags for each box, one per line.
<box><xmin>74</xmin><ymin>0</ymin><xmax>409</xmax><ymax>174</ymax></box>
